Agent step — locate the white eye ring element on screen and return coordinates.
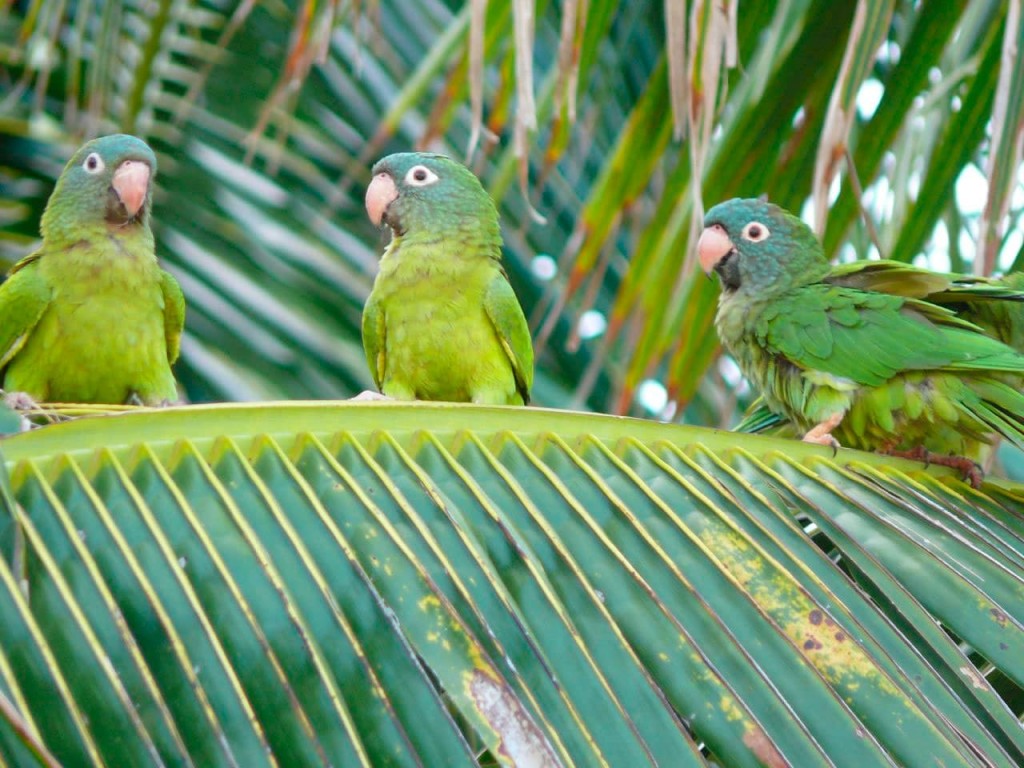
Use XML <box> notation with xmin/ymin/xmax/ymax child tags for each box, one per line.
<box><xmin>405</xmin><ymin>165</ymin><xmax>438</xmax><ymax>187</ymax></box>
<box><xmin>742</xmin><ymin>221</ymin><xmax>770</xmax><ymax>242</ymax></box>
<box><xmin>82</xmin><ymin>152</ymin><xmax>105</xmax><ymax>174</ymax></box>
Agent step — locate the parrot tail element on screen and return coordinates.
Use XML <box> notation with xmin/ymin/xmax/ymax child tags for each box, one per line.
<box><xmin>733</xmin><ymin>399</ymin><xmax>787</xmax><ymax>434</ymax></box>
<box><xmin>959</xmin><ymin>379</ymin><xmax>1024</xmax><ymax>451</ymax></box>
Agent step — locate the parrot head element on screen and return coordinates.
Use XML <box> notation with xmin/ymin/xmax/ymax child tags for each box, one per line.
<box><xmin>365</xmin><ymin>152</ymin><xmax>500</xmax><ymax>241</ymax></box>
<box><xmin>41</xmin><ymin>134</ymin><xmax>157</xmax><ymax>239</ymax></box>
<box><xmin>697</xmin><ymin>198</ymin><xmax>829</xmax><ymax>297</ymax></box>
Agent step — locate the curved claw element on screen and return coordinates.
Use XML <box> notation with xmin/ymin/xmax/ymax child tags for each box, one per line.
<box><xmin>802</xmin><ymin>413</ymin><xmax>844</xmax><ymax>455</ymax></box>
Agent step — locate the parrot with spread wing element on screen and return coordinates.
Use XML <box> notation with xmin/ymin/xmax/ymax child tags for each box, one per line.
<box><xmin>699</xmin><ymin>197</ymin><xmax>1024</xmax><ymax>484</ymax></box>
<box><xmin>735</xmin><ymin>265</ymin><xmax>1024</xmax><ymax>435</ymax></box>
<box><xmin>0</xmin><ymin>134</ymin><xmax>183</xmax><ymax>406</ymax></box>
<box><xmin>362</xmin><ymin>152</ymin><xmax>533</xmax><ymax>404</ymax></box>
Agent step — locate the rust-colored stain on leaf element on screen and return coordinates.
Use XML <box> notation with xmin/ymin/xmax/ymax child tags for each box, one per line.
<box><xmin>699</xmin><ymin>532</ymin><xmax>891</xmax><ymax>687</ymax></box>
<box><xmin>469</xmin><ymin>670</ymin><xmax>563</xmax><ymax>767</ymax></box>
<box><xmin>796</xmin><ymin>607</ymin><xmax>887</xmax><ymax>686</ymax></box>
<box><xmin>742</xmin><ymin>725</ymin><xmax>790</xmax><ymax>768</ymax></box>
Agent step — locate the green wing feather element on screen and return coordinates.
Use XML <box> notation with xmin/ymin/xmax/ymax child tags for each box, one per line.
<box><xmin>483</xmin><ymin>272</ymin><xmax>534</xmax><ymax>404</ymax></box>
<box><xmin>361</xmin><ymin>292</ymin><xmax>386</xmax><ymax>391</ymax></box>
<box><xmin>159</xmin><ymin>270</ymin><xmax>186</xmax><ymax>364</ymax></box>
<box><xmin>735</xmin><ymin>263</ymin><xmax>1024</xmax><ymax>437</ymax></box>
<box><xmin>0</xmin><ymin>254</ymin><xmax>52</xmax><ymax>368</ymax></box>
<box><xmin>827</xmin><ymin>259</ymin><xmax>1024</xmax><ymax>310</ymax></box>
<box><xmin>734</xmin><ymin>397</ymin><xmax>787</xmax><ymax>434</ymax></box>
<box><xmin>951</xmin><ymin>271</ymin><xmax>1024</xmax><ymax>351</ymax></box>
<box><xmin>825</xmin><ymin>259</ymin><xmax>956</xmax><ymax>296</ymax></box>
<box><xmin>761</xmin><ymin>286</ymin><xmax>1024</xmax><ymax>388</ymax></box>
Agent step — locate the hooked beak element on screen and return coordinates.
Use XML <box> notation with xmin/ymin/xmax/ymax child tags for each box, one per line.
<box><xmin>697</xmin><ymin>223</ymin><xmax>735</xmax><ymax>275</ymax></box>
<box><xmin>365</xmin><ymin>172</ymin><xmax>399</xmax><ymax>227</ymax></box>
<box><xmin>111</xmin><ymin>160</ymin><xmax>151</xmax><ymax>218</ymax></box>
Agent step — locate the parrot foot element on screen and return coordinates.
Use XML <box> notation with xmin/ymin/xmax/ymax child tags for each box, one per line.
<box><xmin>351</xmin><ymin>390</ymin><xmax>393</xmax><ymax>402</ymax></box>
<box><xmin>125</xmin><ymin>392</ymin><xmax>145</xmax><ymax>406</ymax></box>
<box><xmin>801</xmin><ymin>414</ymin><xmax>844</xmax><ymax>456</ymax></box>
<box><xmin>3</xmin><ymin>391</ymin><xmax>39</xmax><ymax>411</ymax></box>
<box><xmin>881</xmin><ymin>447</ymin><xmax>984</xmax><ymax>488</ymax></box>
<box><xmin>2</xmin><ymin>392</ymin><xmax>55</xmax><ymax>430</ymax></box>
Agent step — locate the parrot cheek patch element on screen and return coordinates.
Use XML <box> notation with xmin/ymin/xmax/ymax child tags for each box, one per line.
<box><xmin>714</xmin><ymin>252</ymin><xmax>743</xmax><ymax>291</ymax></box>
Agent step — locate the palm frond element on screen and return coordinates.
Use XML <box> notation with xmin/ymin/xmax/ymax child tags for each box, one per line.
<box><xmin>0</xmin><ymin>403</ymin><xmax>1021</xmax><ymax>765</ymax></box>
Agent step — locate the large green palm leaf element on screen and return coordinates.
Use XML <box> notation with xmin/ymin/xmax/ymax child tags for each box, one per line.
<box><xmin>0</xmin><ymin>403</ymin><xmax>1021</xmax><ymax>766</ymax></box>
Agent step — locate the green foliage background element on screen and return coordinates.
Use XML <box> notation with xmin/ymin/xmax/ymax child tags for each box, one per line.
<box><xmin>4</xmin><ymin>0</ymin><xmax>1024</xmax><ymax>425</ymax></box>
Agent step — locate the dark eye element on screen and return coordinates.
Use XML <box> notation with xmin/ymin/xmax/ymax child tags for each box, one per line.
<box><xmin>405</xmin><ymin>165</ymin><xmax>438</xmax><ymax>187</ymax></box>
<box><xmin>742</xmin><ymin>221</ymin><xmax>770</xmax><ymax>242</ymax></box>
<box><xmin>82</xmin><ymin>152</ymin><xmax>105</xmax><ymax>174</ymax></box>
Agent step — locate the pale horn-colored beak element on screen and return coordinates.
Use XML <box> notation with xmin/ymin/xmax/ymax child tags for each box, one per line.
<box><xmin>697</xmin><ymin>223</ymin><xmax>734</xmax><ymax>274</ymax></box>
<box><xmin>111</xmin><ymin>160</ymin><xmax>151</xmax><ymax>218</ymax></box>
<box><xmin>365</xmin><ymin>172</ymin><xmax>399</xmax><ymax>227</ymax></box>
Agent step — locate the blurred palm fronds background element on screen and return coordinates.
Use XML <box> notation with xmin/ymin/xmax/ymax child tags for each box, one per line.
<box><xmin>2</xmin><ymin>0</ymin><xmax>1023</xmax><ymax>430</ymax></box>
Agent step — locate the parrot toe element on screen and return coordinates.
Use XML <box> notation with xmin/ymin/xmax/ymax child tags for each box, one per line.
<box><xmin>801</xmin><ymin>413</ymin><xmax>844</xmax><ymax>455</ymax></box>
<box><xmin>3</xmin><ymin>391</ymin><xmax>39</xmax><ymax>411</ymax></box>
<box><xmin>882</xmin><ymin>446</ymin><xmax>984</xmax><ymax>488</ymax></box>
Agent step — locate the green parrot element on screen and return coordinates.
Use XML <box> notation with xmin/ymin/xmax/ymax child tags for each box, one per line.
<box><xmin>0</xmin><ymin>134</ymin><xmax>184</xmax><ymax>406</ymax></box>
<box><xmin>699</xmin><ymin>197</ymin><xmax>1024</xmax><ymax>483</ymax></box>
<box><xmin>734</xmin><ymin>265</ymin><xmax>1024</xmax><ymax>435</ymax></box>
<box><xmin>362</xmin><ymin>152</ymin><xmax>533</xmax><ymax>404</ymax></box>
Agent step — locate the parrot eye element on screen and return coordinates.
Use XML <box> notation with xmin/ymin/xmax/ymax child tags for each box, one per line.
<box><xmin>405</xmin><ymin>165</ymin><xmax>439</xmax><ymax>187</ymax></box>
<box><xmin>741</xmin><ymin>221</ymin><xmax>770</xmax><ymax>242</ymax></box>
<box><xmin>83</xmin><ymin>153</ymin><xmax>105</xmax><ymax>174</ymax></box>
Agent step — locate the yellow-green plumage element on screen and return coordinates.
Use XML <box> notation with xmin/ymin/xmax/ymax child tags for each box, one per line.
<box><xmin>362</xmin><ymin>152</ymin><xmax>533</xmax><ymax>404</ymax></box>
<box><xmin>0</xmin><ymin>134</ymin><xmax>183</xmax><ymax>405</ymax></box>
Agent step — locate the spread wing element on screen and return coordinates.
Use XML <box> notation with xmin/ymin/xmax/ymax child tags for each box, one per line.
<box><xmin>825</xmin><ymin>259</ymin><xmax>957</xmax><ymax>297</ymax></box>
<box><xmin>826</xmin><ymin>259</ymin><xmax>1024</xmax><ymax>306</ymax></box>
<box><xmin>760</xmin><ymin>285</ymin><xmax>1024</xmax><ymax>388</ymax></box>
